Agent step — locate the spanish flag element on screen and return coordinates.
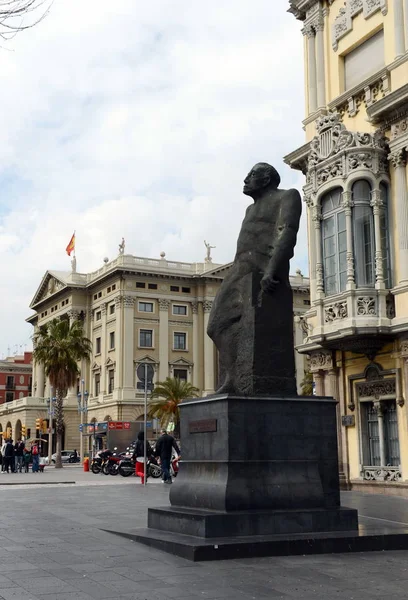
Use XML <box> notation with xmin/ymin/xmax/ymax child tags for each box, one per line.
<box><xmin>66</xmin><ymin>232</ymin><xmax>75</xmax><ymax>256</ymax></box>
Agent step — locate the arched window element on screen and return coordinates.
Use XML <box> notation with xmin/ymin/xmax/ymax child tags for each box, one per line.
<box><xmin>380</xmin><ymin>183</ymin><xmax>392</xmax><ymax>288</ymax></box>
<box><xmin>321</xmin><ymin>188</ymin><xmax>346</xmax><ymax>295</ymax></box>
<box><xmin>353</xmin><ymin>180</ymin><xmax>375</xmax><ymax>287</ymax></box>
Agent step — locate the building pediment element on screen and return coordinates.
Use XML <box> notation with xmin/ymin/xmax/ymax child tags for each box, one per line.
<box><xmin>169</xmin><ymin>357</ymin><xmax>193</xmax><ymax>367</ymax></box>
<box><xmin>29</xmin><ymin>271</ymin><xmax>70</xmax><ymax>308</ymax></box>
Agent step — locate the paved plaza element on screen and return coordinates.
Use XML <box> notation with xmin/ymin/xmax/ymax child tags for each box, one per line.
<box><xmin>0</xmin><ymin>475</ymin><xmax>407</xmax><ymax>599</ymax></box>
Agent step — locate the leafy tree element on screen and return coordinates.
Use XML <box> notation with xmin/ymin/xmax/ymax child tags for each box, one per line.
<box><xmin>148</xmin><ymin>377</ymin><xmax>199</xmax><ymax>437</ymax></box>
<box><xmin>301</xmin><ymin>370</ymin><xmax>314</xmax><ymax>396</ymax></box>
<box><xmin>32</xmin><ymin>318</ymin><xmax>91</xmax><ymax>468</ymax></box>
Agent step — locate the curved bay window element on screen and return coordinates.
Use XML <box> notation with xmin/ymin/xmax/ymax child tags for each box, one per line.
<box><xmin>353</xmin><ymin>180</ymin><xmax>375</xmax><ymax>287</ymax></box>
<box><xmin>322</xmin><ymin>188</ymin><xmax>346</xmax><ymax>295</ymax></box>
<box><xmin>380</xmin><ymin>183</ymin><xmax>392</xmax><ymax>289</ymax></box>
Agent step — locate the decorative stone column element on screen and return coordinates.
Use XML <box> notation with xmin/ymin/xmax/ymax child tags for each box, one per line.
<box><xmin>100</xmin><ymin>304</ymin><xmax>107</xmax><ymax>394</ymax></box>
<box><xmin>67</xmin><ymin>310</ymin><xmax>80</xmax><ymax>400</ymax></box>
<box><xmin>304</xmin><ymin>25</ymin><xmax>317</xmax><ymax>114</ymax></box>
<box><xmin>203</xmin><ymin>301</ymin><xmax>215</xmax><ymax>395</ymax></box>
<box><xmin>191</xmin><ymin>302</ymin><xmax>200</xmax><ymax>388</ymax></box>
<box><xmin>312</xmin><ymin>205</ymin><xmax>324</xmax><ymax>294</ymax></box>
<box><xmin>405</xmin><ymin>0</ymin><xmax>408</xmax><ymax>51</ymax></box>
<box><xmin>114</xmin><ymin>296</ymin><xmax>123</xmax><ymax>392</ymax></box>
<box><xmin>313</xmin><ymin>372</ymin><xmax>324</xmax><ymax>396</ymax></box>
<box><xmin>390</xmin><ymin>150</ymin><xmax>408</xmax><ymax>283</ymax></box>
<box><xmin>37</xmin><ymin>362</ymin><xmax>45</xmax><ymax>399</ymax></box>
<box><xmin>122</xmin><ymin>296</ymin><xmax>135</xmax><ymax>399</ymax></box>
<box><xmin>370</xmin><ymin>189</ymin><xmax>385</xmax><ymax>288</ymax></box>
<box><xmin>394</xmin><ymin>0</ymin><xmax>406</xmax><ymax>57</ymax></box>
<box><xmin>314</xmin><ymin>17</ymin><xmax>326</xmax><ymax>108</ymax></box>
<box><xmin>374</xmin><ymin>401</ymin><xmax>387</xmax><ymax>466</ymax></box>
<box><xmin>342</xmin><ymin>191</ymin><xmax>355</xmax><ymax>288</ymax></box>
<box><xmin>158</xmin><ymin>299</ymin><xmax>170</xmax><ymax>382</ymax></box>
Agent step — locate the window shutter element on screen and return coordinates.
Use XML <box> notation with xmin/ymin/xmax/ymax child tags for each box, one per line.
<box><xmin>344</xmin><ymin>30</ymin><xmax>384</xmax><ymax>90</ymax></box>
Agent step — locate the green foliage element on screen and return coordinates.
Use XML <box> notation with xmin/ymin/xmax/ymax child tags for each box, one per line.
<box><xmin>148</xmin><ymin>377</ymin><xmax>199</xmax><ymax>436</ymax></box>
<box><xmin>300</xmin><ymin>370</ymin><xmax>314</xmax><ymax>396</ymax></box>
<box><xmin>32</xmin><ymin>318</ymin><xmax>92</xmax><ymax>467</ymax></box>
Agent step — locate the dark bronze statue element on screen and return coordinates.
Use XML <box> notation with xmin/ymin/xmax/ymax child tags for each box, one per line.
<box><xmin>207</xmin><ymin>162</ymin><xmax>302</xmax><ymax>396</ymax></box>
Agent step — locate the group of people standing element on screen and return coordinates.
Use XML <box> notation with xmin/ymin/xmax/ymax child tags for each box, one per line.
<box><xmin>134</xmin><ymin>428</ymin><xmax>180</xmax><ymax>484</ymax></box>
<box><xmin>1</xmin><ymin>439</ymin><xmax>40</xmax><ymax>473</ymax></box>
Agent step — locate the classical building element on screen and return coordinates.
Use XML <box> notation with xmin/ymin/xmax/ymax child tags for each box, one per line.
<box><xmin>0</xmin><ymin>252</ymin><xmax>309</xmax><ymax>451</ymax></box>
<box><xmin>286</xmin><ymin>0</ymin><xmax>408</xmax><ymax>493</ymax></box>
<box><xmin>0</xmin><ymin>352</ymin><xmax>32</xmax><ymax>404</ymax></box>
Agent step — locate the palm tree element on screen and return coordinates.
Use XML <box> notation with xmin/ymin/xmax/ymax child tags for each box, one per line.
<box><xmin>32</xmin><ymin>318</ymin><xmax>92</xmax><ymax>468</ymax></box>
<box><xmin>148</xmin><ymin>377</ymin><xmax>199</xmax><ymax>437</ymax></box>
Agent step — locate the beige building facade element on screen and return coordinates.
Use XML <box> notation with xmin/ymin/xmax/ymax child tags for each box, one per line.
<box><xmin>286</xmin><ymin>0</ymin><xmax>408</xmax><ymax>494</ymax></box>
<box><xmin>1</xmin><ymin>252</ymin><xmax>309</xmax><ymax>452</ymax></box>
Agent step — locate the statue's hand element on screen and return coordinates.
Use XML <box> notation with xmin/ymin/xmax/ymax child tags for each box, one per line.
<box><xmin>261</xmin><ymin>273</ymin><xmax>279</xmax><ymax>294</ymax></box>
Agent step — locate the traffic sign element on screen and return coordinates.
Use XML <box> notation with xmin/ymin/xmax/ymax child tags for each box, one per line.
<box><xmin>79</xmin><ymin>424</ymin><xmax>83</xmax><ymax>432</ymax></box>
<box><xmin>137</xmin><ymin>363</ymin><xmax>154</xmax><ymax>383</ymax></box>
<box><xmin>146</xmin><ymin>421</ymin><xmax>152</xmax><ymax>428</ymax></box>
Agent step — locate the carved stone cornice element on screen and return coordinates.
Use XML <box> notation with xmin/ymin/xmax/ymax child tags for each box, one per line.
<box><xmin>203</xmin><ymin>300</ymin><xmax>213</xmax><ymax>313</ymax></box>
<box><xmin>67</xmin><ymin>310</ymin><xmax>80</xmax><ymax>321</ymax></box>
<box><xmin>310</xmin><ymin>350</ymin><xmax>333</xmax><ymax>372</ymax></box>
<box><xmin>332</xmin><ymin>1</ymin><xmax>388</xmax><ymax>51</ymax></box>
<box><xmin>306</xmin><ymin>111</ymin><xmax>389</xmax><ymax>194</ymax></box>
<box><xmin>389</xmin><ymin>149</ymin><xmax>407</xmax><ymax>169</ymax></box>
<box><xmin>158</xmin><ymin>299</ymin><xmax>170</xmax><ymax>311</ymax></box>
<box><xmin>123</xmin><ymin>296</ymin><xmax>135</xmax><ymax>308</ymax></box>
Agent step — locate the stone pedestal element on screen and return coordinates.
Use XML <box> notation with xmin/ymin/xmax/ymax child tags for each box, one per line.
<box><xmin>134</xmin><ymin>395</ymin><xmax>358</xmax><ymax>558</ymax></box>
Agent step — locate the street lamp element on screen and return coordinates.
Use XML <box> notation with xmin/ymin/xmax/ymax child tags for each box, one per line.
<box><xmin>47</xmin><ymin>389</ymin><xmax>56</xmax><ymax>465</ymax></box>
<box><xmin>77</xmin><ymin>380</ymin><xmax>89</xmax><ymax>462</ymax></box>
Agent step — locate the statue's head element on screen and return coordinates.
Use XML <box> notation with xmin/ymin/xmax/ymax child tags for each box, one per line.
<box><xmin>243</xmin><ymin>162</ymin><xmax>281</xmax><ymax>199</ymax></box>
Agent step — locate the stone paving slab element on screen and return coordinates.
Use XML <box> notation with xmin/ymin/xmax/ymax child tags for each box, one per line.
<box><xmin>1</xmin><ymin>485</ymin><xmax>408</xmax><ymax>598</ymax></box>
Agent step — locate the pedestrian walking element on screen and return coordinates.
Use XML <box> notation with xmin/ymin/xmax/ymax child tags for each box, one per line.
<box><xmin>23</xmin><ymin>448</ymin><xmax>31</xmax><ymax>473</ymax></box>
<box><xmin>154</xmin><ymin>429</ymin><xmax>180</xmax><ymax>484</ymax></box>
<box><xmin>31</xmin><ymin>442</ymin><xmax>39</xmax><ymax>473</ymax></box>
<box><xmin>14</xmin><ymin>439</ymin><xmax>25</xmax><ymax>473</ymax></box>
<box><xmin>1</xmin><ymin>439</ymin><xmax>6</xmax><ymax>472</ymax></box>
<box><xmin>132</xmin><ymin>431</ymin><xmax>152</xmax><ymax>484</ymax></box>
<box><xmin>4</xmin><ymin>440</ymin><xmax>14</xmax><ymax>473</ymax></box>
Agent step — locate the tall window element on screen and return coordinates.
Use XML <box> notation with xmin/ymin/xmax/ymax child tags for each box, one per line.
<box><xmin>380</xmin><ymin>183</ymin><xmax>392</xmax><ymax>288</ymax></box>
<box><xmin>108</xmin><ymin>371</ymin><xmax>114</xmax><ymax>394</ymax></box>
<box><xmin>174</xmin><ymin>332</ymin><xmax>186</xmax><ymax>350</ymax></box>
<box><xmin>140</xmin><ymin>329</ymin><xmax>153</xmax><ymax>348</ymax></box>
<box><xmin>322</xmin><ymin>188</ymin><xmax>346</xmax><ymax>295</ymax></box>
<box><xmin>353</xmin><ymin>180</ymin><xmax>375</xmax><ymax>287</ymax></box>
<box><xmin>174</xmin><ymin>368</ymin><xmax>188</xmax><ymax>381</ymax></box>
<box><xmin>95</xmin><ymin>374</ymin><xmax>100</xmax><ymax>396</ymax></box>
<box><xmin>96</xmin><ymin>337</ymin><xmax>101</xmax><ymax>354</ymax></box>
<box><xmin>109</xmin><ymin>332</ymin><xmax>115</xmax><ymax>350</ymax></box>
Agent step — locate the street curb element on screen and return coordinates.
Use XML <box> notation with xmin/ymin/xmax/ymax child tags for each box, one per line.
<box><xmin>0</xmin><ymin>481</ymin><xmax>76</xmax><ymax>486</ymax></box>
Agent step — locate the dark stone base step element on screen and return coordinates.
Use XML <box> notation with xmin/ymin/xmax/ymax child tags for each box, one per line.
<box><xmin>106</xmin><ymin>525</ymin><xmax>408</xmax><ymax>562</ymax></box>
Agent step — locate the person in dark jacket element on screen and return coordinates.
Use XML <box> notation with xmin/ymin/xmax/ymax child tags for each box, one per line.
<box><xmin>4</xmin><ymin>440</ymin><xmax>14</xmax><ymax>473</ymax></box>
<box><xmin>132</xmin><ymin>431</ymin><xmax>153</xmax><ymax>484</ymax></box>
<box><xmin>154</xmin><ymin>429</ymin><xmax>180</xmax><ymax>484</ymax></box>
<box><xmin>14</xmin><ymin>439</ymin><xmax>25</xmax><ymax>473</ymax></box>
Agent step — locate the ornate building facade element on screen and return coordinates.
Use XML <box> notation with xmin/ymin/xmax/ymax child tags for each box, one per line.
<box><xmin>0</xmin><ymin>253</ymin><xmax>309</xmax><ymax>451</ymax></box>
<box><xmin>286</xmin><ymin>0</ymin><xmax>408</xmax><ymax>493</ymax></box>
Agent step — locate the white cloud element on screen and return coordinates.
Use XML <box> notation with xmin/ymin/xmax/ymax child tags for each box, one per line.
<box><xmin>0</xmin><ymin>0</ymin><xmax>307</xmax><ymax>357</ymax></box>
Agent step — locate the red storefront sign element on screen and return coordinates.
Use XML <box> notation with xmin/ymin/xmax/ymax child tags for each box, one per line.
<box><xmin>108</xmin><ymin>421</ymin><xmax>131</xmax><ymax>430</ymax></box>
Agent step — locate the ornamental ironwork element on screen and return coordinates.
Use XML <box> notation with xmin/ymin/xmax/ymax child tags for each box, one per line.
<box><xmin>356</xmin><ymin>296</ymin><xmax>376</xmax><ymax>316</ymax></box>
<box><xmin>357</xmin><ymin>378</ymin><xmax>396</xmax><ymax>399</ymax></box>
<box><xmin>324</xmin><ymin>301</ymin><xmax>348</xmax><ymax>322</ymax></box>
<box><xmin>363</xmin><ymin>466</ymin><xmax>401</xmax><ymax>482</ymax></box>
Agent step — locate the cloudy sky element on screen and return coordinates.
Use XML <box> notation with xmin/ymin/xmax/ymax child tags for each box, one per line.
<box><xmin>0</xmin><ymin>0</ymin><xmax>306</xmax><ymax>358</ymax></box>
